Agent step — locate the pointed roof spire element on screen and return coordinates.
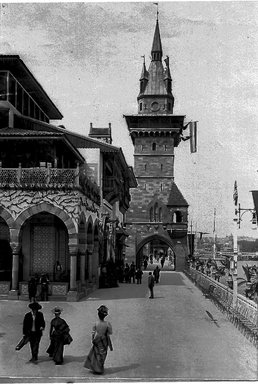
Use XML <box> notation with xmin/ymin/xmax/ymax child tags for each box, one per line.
<box><xmin>140</xmin><ymin>55</ymin><xmax>148</xmax><ymax>80</ymax></box>
<box><xmin>151</xmin><ymin>19</ymin><xmax>163</xmax><ymax>60</ymax></box>
<box><xmin>167</xmin><ymin>181</ymin><xmax>189</xmax><ymax>207</ymax></box>
<box><xmin>164</xmin><ymin>56</ymin><xmax>172</xmax><ymax>80</ymax></box>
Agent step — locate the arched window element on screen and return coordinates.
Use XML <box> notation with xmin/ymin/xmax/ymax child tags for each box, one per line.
<box><xmin>154</xmin><ymin>203</ymin><xmax>158</xmax><ymax>222</ymax></box>
<box><xmin>159</xmin><ymin>207</ymin><xmax>162</xmax><ymax>222</ymax></box>
<box><xmin>173</xmin><ymin>211</ymin><xmax>182</xmax><ymax>223</ymax></box>
<box><xmin>150</xmin><ymin>207</ymin><xmax>154</xmax><ymax>222</ymax></box>
<box><xmin>152</xmin><ymin>143</ymin><xmax>156</xmax><ymax>151</ymax></box>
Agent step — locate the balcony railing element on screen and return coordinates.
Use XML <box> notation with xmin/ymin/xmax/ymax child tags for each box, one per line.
<box><xmin>0</xmin><ymin>165</ymin><xmax>100</xmax><ymax>205</ymax></box>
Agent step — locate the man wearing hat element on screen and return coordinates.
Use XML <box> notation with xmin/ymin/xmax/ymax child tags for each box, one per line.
<box><xmin>22</xmin><ymin>302</ymin><xmax>45</xmax><ymax>363</ymax></box>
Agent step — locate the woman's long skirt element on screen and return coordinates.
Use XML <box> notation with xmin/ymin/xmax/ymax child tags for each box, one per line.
<box><xmin>84</xmin><ymin>336</ymin><xmax>108</xmax><ymax>374</ymax></box>
<box><xmin>47</xmin><ymin>337</ymin><xmax>64</xmax><ymax>365</ymax></box>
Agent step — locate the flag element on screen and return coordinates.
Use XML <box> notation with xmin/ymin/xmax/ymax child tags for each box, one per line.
<box><xmin>251</xmin><ymin>190</ymin><xmax>258</xmax><ymax>217</ymax></box>
<box><xmin>182</xmin><ymin>121</ymin><xmax>191</xmax><ymax>131</ymax></box>
<box><xmin>189</xmin><ymin>121</ymin><xmax>197</xmax><ymax>153</ymax></box>
<box><xmin>233</xmin><ymin>180</ymin><xmax>238</xmax><ymax>206</ymax></box>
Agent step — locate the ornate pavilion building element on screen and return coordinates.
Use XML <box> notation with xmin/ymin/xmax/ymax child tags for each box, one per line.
<box><xmin>0</xmin><ymin>55</ymin><xmax>136</xmax><ymax>300</ymax></box>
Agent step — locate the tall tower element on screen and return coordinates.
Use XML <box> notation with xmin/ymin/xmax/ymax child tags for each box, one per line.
<box><xmin>124</xmin><ymin>17</ymin><xmax>189</xmax><ymax>271</ymax></box>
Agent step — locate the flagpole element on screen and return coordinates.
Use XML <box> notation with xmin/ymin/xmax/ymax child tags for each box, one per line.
<box><xmin>232</xmin><ymin>181</ymin><xmax>238</xmax><ymax>307</ymax></box>
<box><xmin>213</xmin><ymin>208</ymin><xmax>216</xmax><ymax>259</ymax></box>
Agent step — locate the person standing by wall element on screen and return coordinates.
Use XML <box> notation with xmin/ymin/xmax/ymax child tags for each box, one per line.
<box><xmin>135</xmin><ymin>267</ymin><xmax>143</xmax><ymax>284</ymax></box>
<box><xmin>28</xmin><ymin>277</ymin><xmax>37</xmax><ymax>302</ymax></box>
<box><xmin>40</xmin><ymin>274</ymin><xmax>49</xmax><ymax>301</ymax></box>
<box><xmin>148</xmin><ymin>272</ymin><xmax>155</xmax><ymax>299</ymax></box>
<box><xmin>21</xmin><ymin>302</ymin><xmax>45</xmax><ymax>363</ymax></box>
<box><xmin>54</xmin><ymin>261</ymin><xmax>63</xmax><ymax>282</ymax></box>
<box><xmin>129</xmin><ymin>262</ymin><xmax>136</xmax><ymax>283</ymax></box>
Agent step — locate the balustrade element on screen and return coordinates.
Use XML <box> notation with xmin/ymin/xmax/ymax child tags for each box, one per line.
<box><xmin>0</xmin><ymin>166</ymin><xmax>100</xmax><ymax>204</ymax></box>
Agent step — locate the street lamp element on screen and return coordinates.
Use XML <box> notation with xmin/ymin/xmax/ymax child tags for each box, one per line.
<box><xmin>232</xmin><ymin>201</ymin><xmax>257</xmax><ymax>307</ymax></box>
<box><xmin>235</xmin><ymin>203</ymin><xmax>257</xmax><ymax>229</ymax></box>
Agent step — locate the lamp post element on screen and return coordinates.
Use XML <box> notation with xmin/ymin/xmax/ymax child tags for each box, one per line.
<box><xmin>232</xmin><ymin>199</ymin><xmax>257</xmax><ymax>307</ymax></box>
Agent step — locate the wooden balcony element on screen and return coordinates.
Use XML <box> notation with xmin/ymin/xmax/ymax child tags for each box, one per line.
<box><xmin>0</xmin><ymin>165</ymin><xmax>100</xmax><ymax>205</ymax></box>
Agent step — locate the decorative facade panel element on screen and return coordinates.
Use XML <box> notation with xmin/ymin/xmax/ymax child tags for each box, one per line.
<box><xmin>32</xmin><ymin>225</ymin><xmax>55</xmax><ymax>274</ymax></box>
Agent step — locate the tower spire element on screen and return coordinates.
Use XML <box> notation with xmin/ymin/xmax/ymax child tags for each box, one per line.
<box><xmin>151</xmin><ymin>18</ymin><xmax>162</xmax><ymax>61</ymax></box>
<box><xmin>154</xmin><ymin>2</ymin><xmax>159</xmax><ymax>20</ymax></box>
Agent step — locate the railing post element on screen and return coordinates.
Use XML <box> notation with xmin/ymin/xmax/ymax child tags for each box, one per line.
<box><xmin>46</xmin><ymin>163</ymin><xmax>51</xmax><ymax>185</ymax></box>
<box><xmin>18</xmin><ymin>163</ymin><xmax>22</xmax><ymax>183</ymax></box>
<box><xmin>75</xmin><ymin>162</ymin><xmax>80</xmax><ymax>187</ymax></box>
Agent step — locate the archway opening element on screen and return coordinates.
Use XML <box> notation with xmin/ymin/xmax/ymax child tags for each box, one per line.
<box><xmin>20</xmin><ymin>212</ymin><xmax>69</xmax><ymax>282</ymax></box>
<box><xmin>0</xmin><ymin>218</ymin><xmax>12</xmax><ymax>280</ymax></box>
<box><xmin>136</xmin><ymin>235</ymin><xmax>176</xmax><ymax>271</ymax></box>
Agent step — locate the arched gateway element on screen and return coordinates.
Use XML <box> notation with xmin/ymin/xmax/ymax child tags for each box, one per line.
<box><xmin>124</xmin><ymin>18</ymin><xmax>190</xmax><ymax>271</ymax></box>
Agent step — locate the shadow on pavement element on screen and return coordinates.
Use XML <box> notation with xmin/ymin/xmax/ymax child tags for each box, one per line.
<box><xmin>150</xmin><ymin>296</ymin><xmax>165</xmax><ymax>299</ymax></box>
<box><xmin>104</xmin><ymin>363</ymin><xmax>140</xmax><ymax>374</ymax></box>
<box><xmin>64</xmin><ymin>355</ymin><xmax>86</xmax><ymax>363</ymax></box>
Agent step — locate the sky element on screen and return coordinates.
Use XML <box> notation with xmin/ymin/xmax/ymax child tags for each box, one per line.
<box><xmin>0</xmin><ymin>1</ymin><xmax>258</xmax><ymax>238</ymax></box>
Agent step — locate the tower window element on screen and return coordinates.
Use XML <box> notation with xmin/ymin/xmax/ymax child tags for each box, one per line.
<box><xmin>159</xmin><ymin>207</ymin><xmax>162</xmax><ymax>222</ymax></box>
<box><xmin>144</xmin><ymin>164</ymin><xmax>147</xmax><ymax>171</ymax></box>
<box><xmin>154</xmin><ymin>203</ymin><xmax>158</xmax><ymax>222</ymax></box>
<box><xmin>152</xmin><ymin>143</ymin><xmax>156</xmax><ymax>151</ymax></box>
<box><xmin>140</xmin><ymin>102</ymin><xmax>142</xmax><ymax>111</ymax></box>
<box><xmin>161</xmin><ymin>164</ymin><xmax>163</xmax><ymax>171</ymax></box>
<box><xmin>168</xmin><ymin>102</ymin><xmax>171</xmax><ymax>111</ymax></box>
<box><xmin>150</xmin><ymin>207</ymin><xmax>154</xmax><ymax>222</ymax></box>
<box><xmin>173</xmin><ymin>211</ymin><xmax>183</xmax><ymax>223</ymax></box>
<box><xmin>160</xmin><ymin>183</ymin><xmax>163</xmax><ymax>191</ymax></box>
<box><xmin>164</xmin><ymin>144</ymin><xmax>167</xmax><ymax>151</ymax></box>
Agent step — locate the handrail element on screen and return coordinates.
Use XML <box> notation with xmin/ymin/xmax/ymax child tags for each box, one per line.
<box><xmin>186</xmin><ymin>267</ymin><xmax>257</xmax><ymax>321</ymax></box>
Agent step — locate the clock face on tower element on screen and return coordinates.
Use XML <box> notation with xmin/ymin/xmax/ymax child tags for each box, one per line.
<box><xmin>151</xmin><ymin>101</ymin><xmax>160</xmax><ymax>112</ymax></box>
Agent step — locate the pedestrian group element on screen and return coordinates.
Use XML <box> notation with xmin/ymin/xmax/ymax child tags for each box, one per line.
<box><xmin>16</xmin><ymin>258</ymin><xmax>163</xmax><ymax>373</ymax></box>
<box><xmin>16</xmin><ymin>302</ymin><xmax>113</xmax><ymax>374</ymax></box>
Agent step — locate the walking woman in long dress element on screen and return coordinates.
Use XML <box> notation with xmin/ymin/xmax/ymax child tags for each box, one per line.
<box><xmin>84</xmin><ymin>305</ymin><xmax>113</xmax><ymax>374</ymax></box>
<box><xmin>46</xmin><ymin>307</ymin><xmax>71</xmax><ymax>365</ymax></box>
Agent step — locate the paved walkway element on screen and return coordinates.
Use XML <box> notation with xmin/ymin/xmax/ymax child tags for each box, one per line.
<box><xmin>0</xmin><ymin>271</ymin><xmax>257</xmax><ymax>382</ymax></box>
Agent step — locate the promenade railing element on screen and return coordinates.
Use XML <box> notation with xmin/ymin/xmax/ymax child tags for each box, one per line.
<box><xmin>185</xmin><ymin>267</ymin><xmax>258</xmax><ymax>347</ymax></box>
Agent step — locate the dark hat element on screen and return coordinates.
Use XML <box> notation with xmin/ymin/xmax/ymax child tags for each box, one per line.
<box><xmin>97</xmin><ymin>305</ymin><xmax>108</xmax><ymax>315</ymax></box>
<box><xmin>28</xmin><ymin>302</ymin><xmax>42</xmax><ymax>310</ymax></box>
<box><xmin>52</xmin><ymin>306</ymin><xmax>63</xmax><ymax>314</ymax></box>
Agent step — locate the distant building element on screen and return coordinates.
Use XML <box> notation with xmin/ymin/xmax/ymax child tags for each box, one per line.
<box><xmin>0</xmin><ymin>55</ymin><xmax>136</xmax><ymax>300</ymax></box>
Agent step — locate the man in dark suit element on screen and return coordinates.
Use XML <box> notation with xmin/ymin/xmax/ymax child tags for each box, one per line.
<box><xmin>22</xmin><ymin>302</ymin><xmax>45</xmax><ymax>363</ymax></box>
